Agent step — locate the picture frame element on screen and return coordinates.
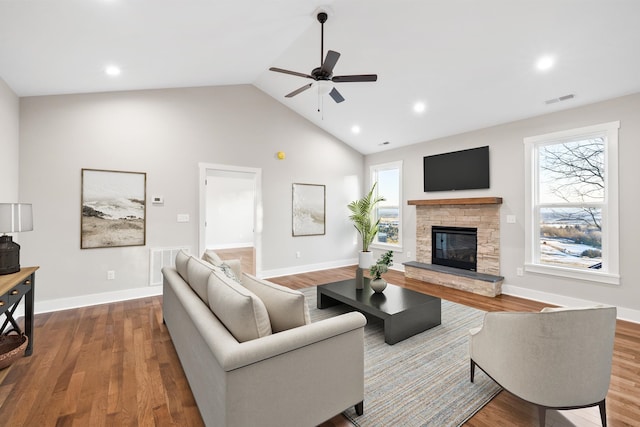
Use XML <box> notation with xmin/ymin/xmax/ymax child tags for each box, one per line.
<box><xmin>292</xmin><ymin>183</ymin><xmax>326</xmax><ymax>236</ymax></box>
<box><xmin>81</xmin><ymin>168</ymin><xmax>147</xmax><ymax>249</ymax></box>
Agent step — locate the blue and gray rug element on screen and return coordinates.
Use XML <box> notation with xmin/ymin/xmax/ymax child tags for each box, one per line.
<box><xmin>302</xmin><ymin>287</ymin><xmax>502</xmax><ymax>427</ymax></box>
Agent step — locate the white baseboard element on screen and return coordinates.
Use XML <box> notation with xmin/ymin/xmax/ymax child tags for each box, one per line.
<box><xmin>502</xmin><ymin>284</ymin><xmax>640</xmax><ymax>324</ymax></box>
<box><xmin>13</xmin><ymin>286</ymin><xmax>164</xmax><ymax>319</ymax></box>
<box><xmin>208</xmin><ymin>243</ymin><xmax>254</xmax><ymax>250</ymax></box>
<box><xmin>14</xmin><ymin>264</ymin><xmax>637</xmax><ymax>325</ymax></box>
<box><xmin>261</xmin><ymin>258</ymin><xmax>358</xmax><ymax>279</ymax></box>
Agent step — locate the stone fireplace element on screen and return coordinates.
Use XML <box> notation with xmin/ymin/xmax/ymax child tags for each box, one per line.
<box><xmin>404</xmin><ymin>197</ymin><xmax>503</xmax><ymax>297</ymax></box>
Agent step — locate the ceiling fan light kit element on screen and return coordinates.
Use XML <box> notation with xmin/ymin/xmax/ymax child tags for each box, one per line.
<box><xmin>269</xmin><ymin>12</ymin><xmax>377</xmax><ymax>105</ymax></box>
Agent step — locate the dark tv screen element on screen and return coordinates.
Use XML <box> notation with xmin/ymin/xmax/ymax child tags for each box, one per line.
<box><xmin>423</xmin><ymin>146</ymin><xmax>490</xmax><ymax>192</ymax></box>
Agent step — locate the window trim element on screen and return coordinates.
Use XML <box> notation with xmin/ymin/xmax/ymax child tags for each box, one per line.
<box><xmin>523</xmin><ymin>121</ymin><xmax>620</xmax><ymax>285</ymax></box>
<box><xmin>370</xmin><ymin>160</ymin><xmax>403</xmax><ymax>251</ymax></box>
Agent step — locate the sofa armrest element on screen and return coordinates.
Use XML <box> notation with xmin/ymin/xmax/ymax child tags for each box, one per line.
<box><xmin>211</xmin><ymin>311</ymin><xmax>367</xmax><ymax>371</ymax></box>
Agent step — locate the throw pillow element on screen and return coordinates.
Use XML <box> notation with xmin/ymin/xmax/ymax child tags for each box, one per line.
<box><xmin>207</xmin><ymin>269</ymin><xmax>272</xmax><ymax>342</ymax></box>
<box><xmin>202</xmin><ymin>249</ymin><xmax>224</xmax><ymax>266</ymax></box>
<box><xmin>241</xmin><ymin>273</ymin><xmax>311</xmax><ymax>333</ymax></box>
<box><xmin>186</xmin><ymin>256</ymin><xmax>215</xmax><ymax>305</ymax></box>
<box><xmin>202</xmin><ymin>250</ymin><xmax>242</xmax><ymax>280</ymax></box>
<box><xmin>175</xmin><ymin>249</ymin><xmax>190</xmax><ymax>281</ymax></box>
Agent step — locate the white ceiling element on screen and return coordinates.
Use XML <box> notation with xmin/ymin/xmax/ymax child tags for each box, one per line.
<box><xmin>2</xmin><ymin>0</ymin><xmax>639</xmax><ymax>155</ymax></box>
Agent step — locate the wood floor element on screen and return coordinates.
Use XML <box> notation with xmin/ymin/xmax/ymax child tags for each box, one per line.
<box><xmin>0</xmin><ymin>263</ymin><xmax>638</xmax><ymax>426</ymax></box>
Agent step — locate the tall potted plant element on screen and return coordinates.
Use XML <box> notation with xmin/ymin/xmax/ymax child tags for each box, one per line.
<box><xmin>348</xmin><ymin>183</ymin><xmax>385</xmax><ymax>287</ymax></box>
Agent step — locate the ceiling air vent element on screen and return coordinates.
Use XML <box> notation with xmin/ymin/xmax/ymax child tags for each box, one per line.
<box><xmin>545</xmin><ymin>94</ymin><xmax>575</xmax><ymax>105</ymax></box>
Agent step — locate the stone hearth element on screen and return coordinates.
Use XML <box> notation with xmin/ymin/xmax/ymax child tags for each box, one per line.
<box><xmin>404</xmin><ymin>197</ymin><xmax>503</xmax><ymax>296</ymax></box>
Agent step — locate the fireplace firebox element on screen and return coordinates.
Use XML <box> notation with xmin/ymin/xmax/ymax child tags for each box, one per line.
<box><xmin>432</xmin><ymin>226</ymin><xmax>477</xmax><ymax>271</ymax></box>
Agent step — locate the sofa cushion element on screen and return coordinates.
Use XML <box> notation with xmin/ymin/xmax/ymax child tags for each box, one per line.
<box><xmin>241</xmin><ymin>273</ymin><xmax>311</xmax><ymax>333</ymax></box>
<box><xmin>187</xmin><ymin>256</ymin><xmax>215</xmax><ymax>305</ymax></box>
<box><xmin>175</xmin><ymin>249</ymin><xmax>190</xmax><ymax>281</ymax></box>
<box><xmin>208</xmin><ymin>269</ymin><xmax>272</xmax><ymax>342</ymax></box>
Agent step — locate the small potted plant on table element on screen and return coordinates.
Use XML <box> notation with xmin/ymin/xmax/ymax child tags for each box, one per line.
<box><xmin>369</xmin><ymin>250</ymin><xmax>393</xmax><ymax>293</ymax></box>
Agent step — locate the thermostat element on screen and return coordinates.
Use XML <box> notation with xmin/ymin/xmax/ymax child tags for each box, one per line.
<box><xmin>152</xmin><ymin>196</ymin><xmax>164</xmax><ymax>205</ymax></box>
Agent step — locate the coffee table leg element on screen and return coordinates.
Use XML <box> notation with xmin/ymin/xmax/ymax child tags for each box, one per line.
<box><xmin>383</xmin><ymin>300</ymin><xmax>441</xmax><ymax>345</ymax></box>
<box><xmin>317</xmin><ymin>289</ymin><xmax>340</xmax><ymax>309</ymax></box>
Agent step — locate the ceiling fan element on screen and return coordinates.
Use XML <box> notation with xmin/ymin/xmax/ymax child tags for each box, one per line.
<box><xmin>269</xmin><ymin>12</ymin><xmax>377</xmax><ymax>104</ymax></box>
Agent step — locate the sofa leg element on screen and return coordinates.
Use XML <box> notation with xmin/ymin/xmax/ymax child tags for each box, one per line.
<box><xmin>599</xmin><ymin>399</ymin><xmax>607</xmax><ymax>427</ymax></box>
<box><xmin>470</xmin><ymin>360</ymin><xmax>476</xmax><ymax>383</ymax></box>
<box><xmin>538</xmin><ymin>406</ymin><xmax>546</xmax><ymax>427</ymax></box>
<box><xmin>355</xmin><ymin>401</ymin><xmax>364</xmax><ymax>416</ymax></box>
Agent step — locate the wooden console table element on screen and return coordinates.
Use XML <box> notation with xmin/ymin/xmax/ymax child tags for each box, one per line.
<box><xmin>0</xmin><ymin>266</ymin><xmax>37</xmax><ymax>358</ymax></box>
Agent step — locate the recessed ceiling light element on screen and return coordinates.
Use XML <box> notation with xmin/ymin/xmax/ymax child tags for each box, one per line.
<box><xmin>413</xmin><ymin>101</ymin><xmax>426</xmax><ymax>114</ymax></box>
<box><xmin>105</xmin><ymin>65</ymin><xmax>121</xmax><ymax>76</ymax></box>
<box><xmin>351</xmin><ymin>125</ymin><xmax>361</xmax><ymax>134</ymax></box>
<box><xmin>536</xmin><ymin>56</ymin><xmax>554</xmax><ymax>71</ymax></box>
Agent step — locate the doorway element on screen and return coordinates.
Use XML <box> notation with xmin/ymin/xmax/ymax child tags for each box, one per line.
<box><xmin>198</xmin><ymin>163</ymin><xmax>262</xmax><ymax>276</ymax></box>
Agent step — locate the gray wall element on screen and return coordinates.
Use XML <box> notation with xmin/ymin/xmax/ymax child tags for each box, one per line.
<box><xmin>0</xmin><ymin>77</ymin><xmax>19</xmax><ymax>201</ymax></box>
<box><xmin>18</xmin><ymin>85</ymin><xmax>364</xmax><ymax>304</ymax></box>
<box><xmin>365</xmin><ymin>93</ymin><xmax>640</xmax><ymax>318</ymax></box>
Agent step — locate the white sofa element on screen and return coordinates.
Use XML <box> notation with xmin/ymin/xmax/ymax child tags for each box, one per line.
<box><xmin>162</xmin><ymin>250</ymin><xmax>366</xmax><ymax>427</ymax></box>
<box><xmin>469</xmin><ymin>306</ymin><xmax>617</xmax><ymax>427</ymax></box>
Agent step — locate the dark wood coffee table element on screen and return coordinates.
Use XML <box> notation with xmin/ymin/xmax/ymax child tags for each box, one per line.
<box><xmin>317</xmin><ymin>278</ymin><xmax>441</xmax><ymax>345</ymax></box>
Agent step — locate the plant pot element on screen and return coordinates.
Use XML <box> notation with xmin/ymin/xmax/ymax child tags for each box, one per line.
<box><xmin>371</xmin><ymin>278</ymin><xmax>387</xmax><ymax>293</ymax></box>
<box><xmin>358</xmin><ymin>251</ymin><xmax>374</xmax><ymax>269</ymax></box>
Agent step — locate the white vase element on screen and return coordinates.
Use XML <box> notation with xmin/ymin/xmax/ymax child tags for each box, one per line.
<box><xmin>358</xmin><ymin>251</ymin><xmax>374</xmax><ymax>269</ymax></box>
<box><xmin>371</xmin><ymin>278</ymin><xmax>387</xmax><ymax>293</ymax></box>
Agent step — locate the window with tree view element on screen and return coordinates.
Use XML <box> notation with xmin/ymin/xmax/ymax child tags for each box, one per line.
<box><xmin>525</xmin><ymin>121</ymin><xmax>619</xmax><ymax>284</ymax></box>
<box><xmin>371</xmin><ymin>161</ymin><xmax>402</xmax><ymax>249</ymax></box>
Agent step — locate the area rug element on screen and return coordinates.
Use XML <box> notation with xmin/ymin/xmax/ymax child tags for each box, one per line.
<box><xmin>302</xmin><ymin>287</ymin><xmax>502</xmax><ymax>427</ymax></box>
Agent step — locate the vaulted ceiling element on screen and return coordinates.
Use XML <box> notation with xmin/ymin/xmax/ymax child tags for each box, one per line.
<box><xmin>2</xmin><ymin>0</ymin><xmax>639</xmax><ymax>154</ymax></box>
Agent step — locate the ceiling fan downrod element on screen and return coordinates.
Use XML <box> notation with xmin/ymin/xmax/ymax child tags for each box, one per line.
<box><xmin>318</xmin><ymin>12</ymin><xmax>328</xmax><ymax>67</ymax></box>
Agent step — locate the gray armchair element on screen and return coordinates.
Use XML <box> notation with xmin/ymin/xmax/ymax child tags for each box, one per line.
<box><xmin>469</xmin><ymin>306</ymin><xmax>617</xmax><ymax>427</ymax></box>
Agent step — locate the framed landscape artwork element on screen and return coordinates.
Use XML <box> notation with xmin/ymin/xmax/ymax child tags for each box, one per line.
<box><xmin>81</xmin><ymin>168</ymin><xmax>147</xmax><ymax>249</ymax></box>
<box><xmin>292</xmin><ymin>183</ymin><xmax>326</xmax><ymax>236</ymax></box>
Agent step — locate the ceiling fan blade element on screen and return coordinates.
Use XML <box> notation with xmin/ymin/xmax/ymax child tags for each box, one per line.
<box><xmin>332</xmin><ymin>74</ymin><xmax>378</xmax><ymax>83</ymax></box>
<box><xmin>285</xmin><ymin>83</ymin><xmax>313</xmax><ymax>98</ymax></box>
<box><xmin>320</xmin><ymin>50</ymin><xmax>341</xmax><ymax>75</ymax></box>
<box><xmin>269</xmin><ymin>67</ymin><xmax>314</xmax><ymax>80</ymax></box>
<box><xmin>329</xmin><ymin>87</ymin><xmax>345</xmax><ymax>103</ymax></box>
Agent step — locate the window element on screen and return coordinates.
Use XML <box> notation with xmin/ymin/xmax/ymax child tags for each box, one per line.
<box><xmin>524</xmin><ymin>121</ymin><xmax>619</xmax><ymax>284</ymax></box>
<box><xmin>370</xmin><ymin>161</ymin><xmax>402</xmax><ymax>249</ymax></box>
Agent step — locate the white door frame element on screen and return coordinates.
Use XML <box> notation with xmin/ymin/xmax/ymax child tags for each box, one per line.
<box><xmin>198</xmin><ymin>163</ymin><xmax>262</xmax><ymax>276</ymax></box>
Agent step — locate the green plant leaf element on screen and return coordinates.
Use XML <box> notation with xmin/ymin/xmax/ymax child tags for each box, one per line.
<box><xmin>347</xmin><ymin>183</ymin><xmax>386</xmax><ymax>251</ymax></box>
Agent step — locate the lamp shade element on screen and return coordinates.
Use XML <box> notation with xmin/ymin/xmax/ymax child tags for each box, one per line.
<box><xmin>317</xmin><ymin>80</ymin><xmax>333</xmax><ymax>96</ymax></box>
<box><xmin>0</xmin><ymin>203</ymin><xmax>33</xmax><ymax>233</ymax></box>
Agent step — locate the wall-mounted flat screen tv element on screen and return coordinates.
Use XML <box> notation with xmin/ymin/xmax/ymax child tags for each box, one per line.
<box><xmin>423</xmin><ymin>146</ymin><xmax>490</xmax><ymax>192</ymax></box>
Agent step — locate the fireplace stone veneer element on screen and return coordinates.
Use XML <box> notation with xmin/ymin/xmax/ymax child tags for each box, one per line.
<box><xmin>405</xmin><ymin>197</ymin><xmax>503</xmax><ymax>297</ymax></box>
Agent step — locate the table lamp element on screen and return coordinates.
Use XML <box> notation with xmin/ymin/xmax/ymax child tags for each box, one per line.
<box><xmin>0</xmin><ymin>203</ymin><xmax>33</xmax><ymax>275</ymax></box>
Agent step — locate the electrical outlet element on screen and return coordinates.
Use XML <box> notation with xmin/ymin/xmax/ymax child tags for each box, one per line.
<box><xmin>177</xmin><ymin>214</ymin><xmax>190</xmax><ymax>223</ymax></box>
<box><xmin>296</xmin><ymin>251</ymin><xmax>301</xmax><ymax>259</ymax></box>
<box><xmin>406</xmin><ymin>251</ymin><xmax>412</xmax><ymax>259</ymax></box>
<box><xmin>107</xmin><ymin>270</ymin><xmax>115</xmax><ymax>280</ymax></box>
<box><xmin>516</xmin><ymin>267</ymin><xmax>524</xmax><ymax>276</ymax></box>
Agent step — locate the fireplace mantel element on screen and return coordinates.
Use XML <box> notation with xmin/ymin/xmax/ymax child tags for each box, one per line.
<box><xmin>407</xmin><ymin>197</ymin><xmax>502</xmax><ymax>206</ymax></box>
